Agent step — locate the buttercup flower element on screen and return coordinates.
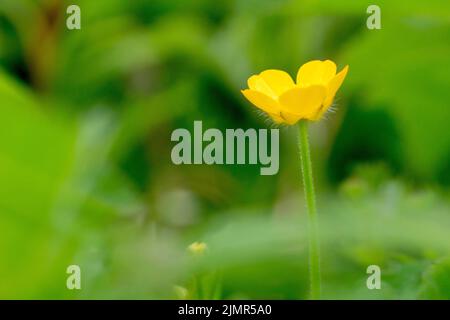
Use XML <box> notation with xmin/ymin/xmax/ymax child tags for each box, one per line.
<box><xmin>188</xmin><ymin>241</ymin><xmax>207</xmax><ymax>256</ymax></box>
<box><xmin>241</xmin><ymin>60</ymin><xmax>348</xmax><ymax>124</ymax></box>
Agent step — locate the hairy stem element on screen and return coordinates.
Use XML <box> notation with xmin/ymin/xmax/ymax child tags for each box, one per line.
<box><xmin>298</xmin><ymin>120</ymin><xmax>321</xmax><ymax>299</ymax></box>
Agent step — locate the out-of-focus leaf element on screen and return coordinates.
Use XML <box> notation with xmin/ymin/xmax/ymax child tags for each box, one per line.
<box><xmin>419</xmin><ymin>257</ymin><xmax>450</xmax><ymax>299</ymax></box>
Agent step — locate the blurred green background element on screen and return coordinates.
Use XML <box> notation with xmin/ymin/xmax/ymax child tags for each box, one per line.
<box><xmin>0</xmin><ymin>0</ymin><xmax>449</xmax><ymax>299</ymax></box>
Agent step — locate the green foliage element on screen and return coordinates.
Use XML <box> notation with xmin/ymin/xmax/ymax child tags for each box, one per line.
<box><xmin>0</xmin><ymin>0</ymin><xmax>449</xmax><ymax>299</ymax></box>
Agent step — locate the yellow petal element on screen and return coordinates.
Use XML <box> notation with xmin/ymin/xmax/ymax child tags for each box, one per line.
<box><xmin>259</xmin><ymin>70</ymin><xmax>295</xmax><ymax>96</ymax></box>
<box><xmin>279</xmin><ymin>111</ymin><xmax>303</xmax><ymax>125</ymax></box>
<box><xmin>296</xmin><ymin>60</ymin><xmax>337</xmax><ymax>87</ymax></box>
<box><xmin>268</xmin><ymin>112</ymin><xmax>285</xmax><ymax>124</ymax></box>
<box><xmin>248</xmin><ymin>75</ymin><xmax>277</xmax><ymax>99</ymax></box>
<box><xmin>278</xmin><ymin>85</ymin><xmax>327</xmax><ymax>121</ymax></box>
<box><xmin>323</xmin><ymin>65</ymin><xmax>349</xmax><ymax>108</ymax></box>
<box><xmin>241</xmin><ymin>89</ymin><xmax>281</xmax><ymax>115</ymax></box>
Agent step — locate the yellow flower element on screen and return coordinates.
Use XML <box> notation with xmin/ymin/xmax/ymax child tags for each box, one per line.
<box><xmin>241</xmin><ymin>60</ymin><xmax>348</xmax><ymax>125</ymax></box>
<box><xmin>188</xmin><ymin>241</ymin><xmax>207</xmax><ymax>256</ymax></box>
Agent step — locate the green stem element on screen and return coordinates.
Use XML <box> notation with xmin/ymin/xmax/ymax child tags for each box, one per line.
<box><xmin>297</xmin><ymin>120</ymin><xmax>321</xmax><ymax>299</ymax></box>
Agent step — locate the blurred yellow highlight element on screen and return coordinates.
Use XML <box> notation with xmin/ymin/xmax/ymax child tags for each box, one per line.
<box><xmin>188</xmin><ymin>242</ymin><xmax>208</xmax><ymax>256</ymax></box>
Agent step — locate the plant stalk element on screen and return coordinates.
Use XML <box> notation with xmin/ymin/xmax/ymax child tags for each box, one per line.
<box><xmin>297</xmin><ymin>120</ymin><xmax>321</xmax><ymax>299</ymax></box>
